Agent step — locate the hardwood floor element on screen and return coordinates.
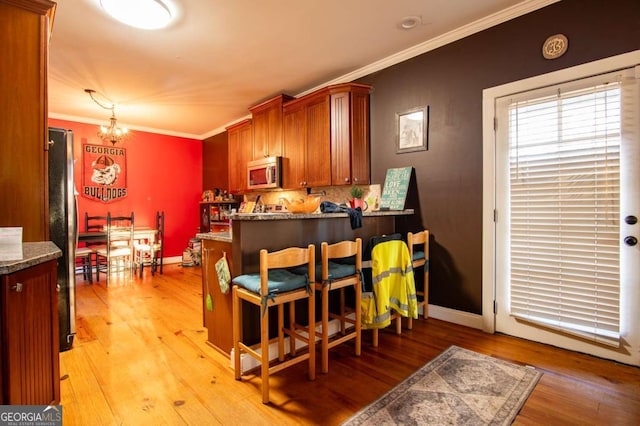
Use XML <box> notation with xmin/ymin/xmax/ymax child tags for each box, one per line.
<box><xmin>60</xmin><ymin>264</ymin><xmax>640</xmax><ymax>425</ymax></box>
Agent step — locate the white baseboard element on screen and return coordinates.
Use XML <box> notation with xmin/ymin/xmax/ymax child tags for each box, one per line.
<box><xmin>427</xmin><ymin>304</ymin><xmax>484</xmax><ymax>330</ymax></box>
<box><xmin>163</xmin><ymin>256</ymin><xmax>182</xmax><ymax>265</ymax></box>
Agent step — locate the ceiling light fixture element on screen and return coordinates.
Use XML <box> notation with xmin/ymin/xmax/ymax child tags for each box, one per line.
<box><xmin>399</xmin><ymin>15</ymin><xmax>422</xmax><ymax>30</ymax></box>
<box><xmin>99</xmin><ymin>0</ymin><xmax>172</xmax><ymax>30</ymax></box>
<box><xmin>85</xmin><ymin>89</ymin><xmax>129</xmax><ymax>145</ymax></box>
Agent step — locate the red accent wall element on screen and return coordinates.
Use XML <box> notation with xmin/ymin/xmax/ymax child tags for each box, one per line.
<box><xmin>48</xmin><ymin>118</ymin><xmax>203</xmax><ymax>259</ymax></box>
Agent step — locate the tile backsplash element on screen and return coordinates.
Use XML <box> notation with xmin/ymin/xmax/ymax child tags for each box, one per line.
<box><xmin>244</xmin><ymin>184</ymin><xmax>381</xmax><ymax>212</ymax></box>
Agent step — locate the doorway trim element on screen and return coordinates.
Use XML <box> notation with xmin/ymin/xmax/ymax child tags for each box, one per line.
<box><xmin>481</xmin><ymin>50</ymin><xmax>640</xmax><ymax>334</ymax></box>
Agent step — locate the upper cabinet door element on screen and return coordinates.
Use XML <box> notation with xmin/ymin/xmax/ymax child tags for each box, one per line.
<box><xmin>249</xmin><ymin>94</ymin><xmax>293</xmax><ymax>160</ymax></box>
<box><xmin>282</xmin><ymin>105</ymin><xmax>306</xmax><ymax>189</ymax></box>
<box><xmin>304</xmin><ymin>94</ymin><xmax>331</xmax><ymax>188</ymax></box>
<box><xmin>329</xmin><ymin>83</ymin><xmax>371</xmax><ymax>186</ymax></box>
<box><xmin>282</xmin><ymin>92</ymin><xmax>331</xmax><ymax>189</ymax></box>
<box><xmin>227</xmin><ymin>119</ymin><xmax>252</xmax><ymax>194</ymax></box>
<box><xmin>348</xmin><ymin>88</ymin><xmax>371</xmax><ymax>185</ymax></box>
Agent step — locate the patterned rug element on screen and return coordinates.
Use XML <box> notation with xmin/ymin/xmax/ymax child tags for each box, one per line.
<box><xmin>342</xmin><ymin>345</ymin><xmax>542</xmax><ymax>426</ymax></box>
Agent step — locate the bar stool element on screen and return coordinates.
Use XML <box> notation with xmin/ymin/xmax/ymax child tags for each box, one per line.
<box><xmin>231</xmin><ymin>245</ymin><xmax>316</xmax><ymax>404</ymax></box>
<box><xmin>407</xmin><ymin>230</ymin><xmax>430</xmax><ymax>327</ymax></box>
<box><xmin>314</xmin><ymin>238</ymin><xmax>362</xmax><ymax>374</ymax></box>
<box><xmin>362</xmin><ymin>234</ymin><xmax>416</xmax><ymax>347</ymax></box>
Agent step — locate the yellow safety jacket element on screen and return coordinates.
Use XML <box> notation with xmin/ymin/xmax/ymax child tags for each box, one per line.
<box><xmin>361</xmin><ymin>240</ymin><xmax>417</xmax><ymax>329</ymax></box>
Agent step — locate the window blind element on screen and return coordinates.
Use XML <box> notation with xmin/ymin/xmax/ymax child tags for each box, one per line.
<box><xmin>506</xmin><ymin>80</ymin><xmax>621</xmax><ymax>347</ymax></box>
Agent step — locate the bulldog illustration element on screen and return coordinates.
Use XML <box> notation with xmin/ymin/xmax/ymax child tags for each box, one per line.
<box><xmin>91</xmin><ymin>154</ymin><xmax>121</xmax><ymax>186</ymax></box>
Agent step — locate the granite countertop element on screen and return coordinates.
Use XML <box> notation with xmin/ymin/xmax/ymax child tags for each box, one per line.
<box><xmin>229</xmin><ymin>209</ymin><xmax>414</xmax><ymax>221</ymax></box>
<box><xmin>0</xmin><ymin>241</ymin><xmax>62</xmax><ymax>275</ymax></box>
<box><xmin>196</xmin><ymin>232</ymin><xmax>232</xmax><ymax>242</ymax></box>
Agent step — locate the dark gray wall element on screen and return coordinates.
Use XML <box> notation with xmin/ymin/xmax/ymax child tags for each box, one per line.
<box><xmin>359</xmin><ymin>0</ymin><xmax>640</xmax><ymax>314</ymax></box>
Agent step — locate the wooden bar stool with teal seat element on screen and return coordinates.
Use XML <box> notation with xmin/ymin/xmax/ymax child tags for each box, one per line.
<box><xmin>363</xmin><ymin>234</ymin><xmax>417</xmax><ymax>347</ymax></box>
<box><xmin>407</xmin><ymin>230</ymin><xmax>430</xmax><ymax>328</ymax></box>
<box><xmin>231</xmin><ymin>244</ymin><xmax>316</xmax><ymax>404</ymax></box>
<box><xmin>316</xmin><ymin>238</ymin><xmax>363</xmax><ymax>374</ymax></box>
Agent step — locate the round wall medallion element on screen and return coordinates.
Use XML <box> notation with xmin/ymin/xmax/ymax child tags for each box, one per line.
<box><xmin>542</xmin><ymin>34</ymin><xmax>568</xmax><ymax>59</ymax></box>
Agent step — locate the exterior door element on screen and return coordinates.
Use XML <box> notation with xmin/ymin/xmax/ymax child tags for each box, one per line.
<box><xmin>484</xmin><ymin>55</ymin><xmax>640</xmax><ymax>366</ymax></box>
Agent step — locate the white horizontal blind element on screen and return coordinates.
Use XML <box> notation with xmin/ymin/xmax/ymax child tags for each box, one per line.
<box><xmin>507</xmin><ymin>79</ymin><xmax>621</xmax><ymax>346</ymax></box>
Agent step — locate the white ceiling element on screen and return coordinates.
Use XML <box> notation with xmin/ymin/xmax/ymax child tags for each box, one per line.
<box><xmin>48</xmin><ymin>0</ymin><xmax>554</xmax><ymax>140</ymax></box>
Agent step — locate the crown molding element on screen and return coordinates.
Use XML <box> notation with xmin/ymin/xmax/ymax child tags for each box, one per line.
<box><xmin>48</xmin><ymin>112</ymin><xmax>202</xmax><ymax>140</ymax></box>
<box><xmin>298</xmin><ymin>0</ymin><xmax>561</xmax><ymax>97</ymax></box>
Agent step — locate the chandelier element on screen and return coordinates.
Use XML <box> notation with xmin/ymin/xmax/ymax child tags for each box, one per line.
<box><xmin>85</xmin><ymin>89</ymin><xmax>129</xmax><ymax>145</ymax></box>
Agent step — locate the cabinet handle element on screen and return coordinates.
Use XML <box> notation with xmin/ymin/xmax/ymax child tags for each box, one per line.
<box><xmin>353</xmin><ymin>177</ymin><xmax>358</xmax><ymax>183</ymax></box>
<box><xmin>344</xmin><ymin>177</ymin><xmax>350</xmax><ymax>183</ymax></box>
<box><xmin>48</xmin><ymin>139</ymin><xmax>55</xmax><ymax>146</ymax></box>
<box><xmin>11</xmin><ymin>282</ymin><xmax>23</xmax><ymax>292</ymax></box>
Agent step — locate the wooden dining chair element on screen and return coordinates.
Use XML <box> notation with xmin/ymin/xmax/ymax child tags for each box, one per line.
<box><xmin>407</xmin><ymin>230</ymin><xmax>430</xmax><ymax>327</ymax></box>
<box><xmin>85</xmin><ymin>213</ymin><xmax>108</xmax><ymax>236</ymax></box>
<box><xmin>152</xmin><ymin>210</ymin><xmax>164</xmax><ymax>275</ymax></box>
<box><xmin>74</xmin><ymin>246</ymin><xmax>93</xmax><ymax>283</ymax></box>
<box><xmin>84</xmin><ymin>212</ymin><xmax>107</xmax><ymax>250</ymax></box>
<box><xmin>96</xmin><ymin>212</ymin><xmax>135</xmax><ymax>285</ymax></box>
<box><xmin>315</xmin><ymin>238</ymin><xmax>362</xmax><ymax>374</ymax></box>
<box><xmin>134</xmin><ymin>211</ymin><xmax>164</xmax><ymax>277</ymax></box>
<box><xmin>232</xmin><ymin>244</ymin><xmax>316</xmax><ymax>404</ymax></box>
<box><xmin>78</xmin><ymin>213</ymin><xmax>108</xmax><ymax>283</ymax></box>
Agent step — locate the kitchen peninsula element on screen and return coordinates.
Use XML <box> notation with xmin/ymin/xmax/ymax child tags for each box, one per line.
<box><xmin>197</xmin><ymin>209</ymin><xmax>413</xmax><ymax>355</ymax></box>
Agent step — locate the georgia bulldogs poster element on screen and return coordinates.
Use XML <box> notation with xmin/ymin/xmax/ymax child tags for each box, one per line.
<box><xmin>82</xmin><ymin>144</ymin><xmax>127</xmax><ymax>202</ymax></box>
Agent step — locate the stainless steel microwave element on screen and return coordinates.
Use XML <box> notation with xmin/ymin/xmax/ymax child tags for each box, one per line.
<box><xmin>247</xmin><ymin>156</ymin><xmax>282</xmax><ymax>190</ymax></box>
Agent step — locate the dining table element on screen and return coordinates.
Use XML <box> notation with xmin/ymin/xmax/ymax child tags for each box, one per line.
<box><xmin>78</xmin><ymin>227</ymin><xmax>158</xmax><ymax>280</ymax></box>
<box><xmin>78</xmin><ymin>227</ymin><xmax>157</xmax><ymax>243</ymax></box>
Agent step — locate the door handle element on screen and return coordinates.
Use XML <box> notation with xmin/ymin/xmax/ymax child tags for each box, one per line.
<box><xmin>11</xmin><ymin>282</ymin><xmax>23</xmax><ymax>292</ymax></box>
<box><xmin>624</xmin><ymin>236</ymin><xmax>637</xmax><ymax>246</ymax></box>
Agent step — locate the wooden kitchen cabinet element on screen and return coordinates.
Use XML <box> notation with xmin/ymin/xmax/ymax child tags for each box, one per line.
<box><xmin>1</xmin><ymin>259</ymin><xmax>60</xmax><ymax>405</ymax></box>
<box><xmin>201</xmin><ymin>239</ymin><xmax>234</xmax><ymax>355</ymax></box>
<box><xmin>227</xmin><ymin>119</ymin><xmax>252</xmax><ymax>194</ymax></box>
<box><xmin>282</xmin><ymin>91</ymin><xmax>331</xmax><ymax>189</ymax></box>
<box><xmin>0</xmin><ymin>0</ymin><xmax>56</xmax><ymax>241</ymax></box>
<box><xmin>249</xmin><ymin>94</ymin><xmax>293</xmax><ymax>160</ymax></box>
<box><xmin>330</xmin><ymin>83</ymin><xmax>372</xmax><ymax>186</ymax></box>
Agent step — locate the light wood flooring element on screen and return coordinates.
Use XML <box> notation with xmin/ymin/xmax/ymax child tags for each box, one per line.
<box><xmin>60</xmin><ymin>264</ymin><xmax>640</xmax><ymax>425</ymax></box>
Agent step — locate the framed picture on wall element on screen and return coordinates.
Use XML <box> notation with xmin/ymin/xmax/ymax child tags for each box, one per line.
<box><xmin>396</xmin><ymin>106</ymin><xmax>429</xmax><ymax>153</ymax></box>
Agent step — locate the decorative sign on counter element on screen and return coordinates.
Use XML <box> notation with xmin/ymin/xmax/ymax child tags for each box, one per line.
<box><xmin>379</xmin><ymin>167</ymin><xmax>412</xmax><ymax>210</ymax></box>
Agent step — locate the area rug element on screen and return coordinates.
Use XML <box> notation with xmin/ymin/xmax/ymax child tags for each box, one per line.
<box><xmin>342</xmin><ymin>345</ymin><xmax>542</xmax><ymax>426</ymax></box>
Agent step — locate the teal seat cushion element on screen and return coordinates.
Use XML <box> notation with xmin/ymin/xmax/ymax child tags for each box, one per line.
<box><xmin>412</xmin><ymin>250</ymin><xmax>425</xmax><ymax>261</ymax></box>
<box><xmin>333</xmin><ymin>255</ymin><xmax>356</xmax><ymax>265</ymax></box>
<box><xmin>291</xmin><ymin>261</ymin><xmax>356</xmax><ymax>281</ymax></box>
<box><xmin>232</xmin><ymin>269</ymin><xmax>308</xmax><ymax>294</ymax></box>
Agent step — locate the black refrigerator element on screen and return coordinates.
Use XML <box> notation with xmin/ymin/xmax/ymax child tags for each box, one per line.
<box><xmin>48</xmin><ymin>127</ymin><xmax>77</xmax><ymax>352</ymax></box>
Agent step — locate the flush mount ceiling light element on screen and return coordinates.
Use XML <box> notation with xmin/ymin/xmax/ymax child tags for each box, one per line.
<box><xmin>399</xmin><ymin>15</ymin><xmax>422</xmax><ymax>30</ymax></box>
<box><xmin>99</xmin><ymin>0</ymin><xmax>172</xmax><ymax>30</ymax></box>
